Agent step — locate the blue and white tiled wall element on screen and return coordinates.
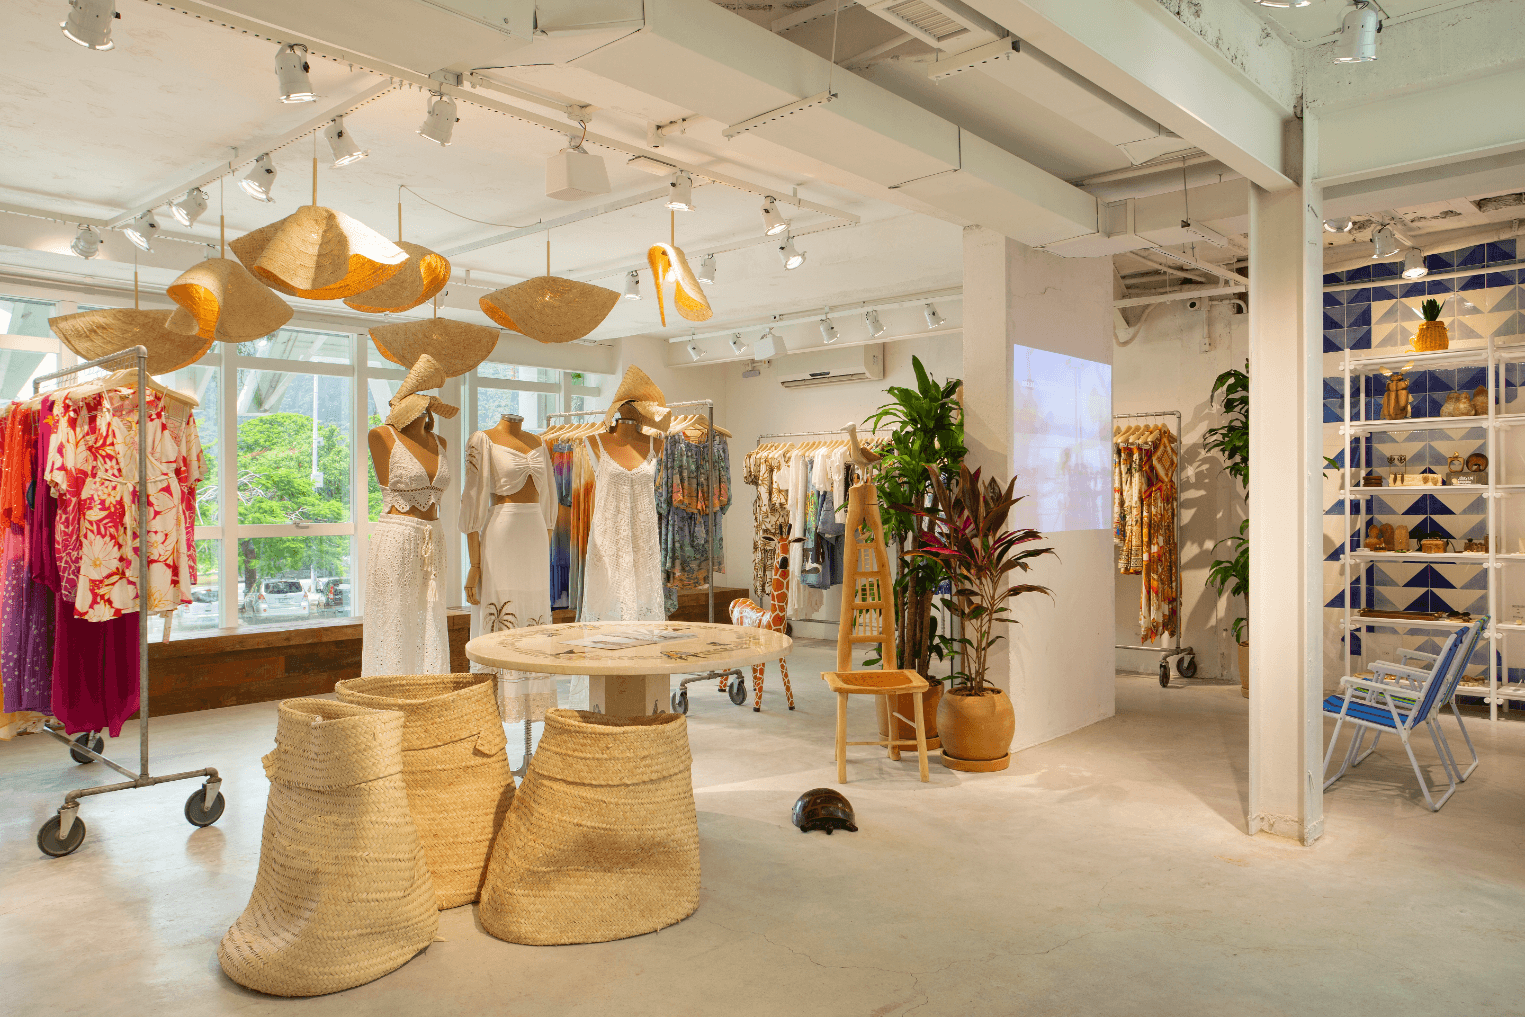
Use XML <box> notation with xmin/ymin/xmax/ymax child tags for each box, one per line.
<box><xmin>1322</xmin><ymin>240</ymin><xmax>1524</xmax><ymax>702</ymax></box>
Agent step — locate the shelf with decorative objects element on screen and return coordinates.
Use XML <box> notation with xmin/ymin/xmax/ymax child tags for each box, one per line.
<box><xmin>1325</xmin><ymin>239</ymin><xmax>1524</xmax><ymax>721</ymax></box>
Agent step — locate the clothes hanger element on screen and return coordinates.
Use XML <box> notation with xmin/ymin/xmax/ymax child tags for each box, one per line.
<box><xmin>72</xmin><ymin>367</ymin><xmax>200</xmax><ymax>409</ymax></box>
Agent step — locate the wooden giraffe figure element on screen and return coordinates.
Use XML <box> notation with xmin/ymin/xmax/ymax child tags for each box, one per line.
<box><xmin>728</xmin><ymin>552</ymin><xmax>795</xmax><ymax>712</ymax></box>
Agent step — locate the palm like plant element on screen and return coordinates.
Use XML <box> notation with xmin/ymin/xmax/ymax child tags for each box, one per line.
<box><xmin>907</xmin><ymin>465</ymin><xmax>1053</xmax><ymax>696</ymax></box>
<box><xmin>1204</xmin><ymin>362</ymin><xmax>1249</xmax><ymax>642</ymax></box>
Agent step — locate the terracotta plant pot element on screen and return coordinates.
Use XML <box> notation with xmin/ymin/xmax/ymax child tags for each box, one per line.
<box><xmin>1238</xmin><ymin>641</ymin><xmax>1249</xmax><ymax>699</ymax></box>
<box><xmin>1412</xmin><ymin>319</ymin><xmax>1449</xmax><ymax>352</ymax></box>
<box><xmin>937</xmin><ymin>687</ymin><xmax>1015</xmax><ymax>772</ymax></box>
<box><xmin>877</xmin><ymin>681</ymin><xmax>942</xmax><ymax>752</ymax></box>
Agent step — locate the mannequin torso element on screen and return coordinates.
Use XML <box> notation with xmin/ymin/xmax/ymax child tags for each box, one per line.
<box><xmin>597</xmin><ymin>413</ymin><xmax>660</xmax><ymax>468</ymax></box>
<box><xmin>486</xmin><ymin>415</ymin><xmax>543</xmax><ymax>505</ymax></box>
<box><xmin>368</xmin><ymin>416</ymin><xmax>443</xmax><ymax>521</ymax></box>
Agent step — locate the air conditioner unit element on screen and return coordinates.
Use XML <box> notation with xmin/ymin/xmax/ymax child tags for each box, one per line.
<box><xmin>779</xmin><ymin>344</ymin><xmax>884</xmax><ymax>389</ymax></box>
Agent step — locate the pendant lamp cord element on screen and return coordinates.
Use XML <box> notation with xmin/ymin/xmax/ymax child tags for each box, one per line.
<box><xmin>546</xmin><ymin>232</ymin><xmax>551</xmax><ymax>277</ymax></box>
<box><xmin>133</xmin><ymin>249</ymin><xmax>139</xmax><ymax>310</ymax></box>
<box><xmin>311</xmin><ymin>132</ymin><xmax>318</xmax><ymax>207</ymax></box>
<box><xmin>219</xmin><ymin>169</ymin><xmax>226</xmax><ymax>259</ymax></box>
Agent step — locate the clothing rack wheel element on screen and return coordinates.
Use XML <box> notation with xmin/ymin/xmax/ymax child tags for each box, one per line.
<box><xmin>69</xmin><ymin>731</ymin><xmax>104</xmax><ymax>764</ymax></box>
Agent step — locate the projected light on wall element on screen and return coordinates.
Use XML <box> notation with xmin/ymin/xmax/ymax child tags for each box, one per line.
<box><xmin>1011</xmin><ymin>344</ymin><xmax>1112</xmax><ymax>533</ymax></box>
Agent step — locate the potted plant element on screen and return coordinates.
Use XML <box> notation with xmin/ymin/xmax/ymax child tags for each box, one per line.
<box><xmin>868</xmin><ymin>356</ymin><xmax>966</xmax><ymax>748</ymax></box>
<box><xmin>1204</xmin><ymin>363</ymin><xmax>1249</xmax><ymax>696</ymax></box>
<box><xmin>908</xmin><ymin>464</ymin><xmax>1053</xmax><ymax>771</ymax></box>
<box><xmin>1413</xmin><ymin>298</ymin><xmax>1449</xmax><ymax>352</ymax></box>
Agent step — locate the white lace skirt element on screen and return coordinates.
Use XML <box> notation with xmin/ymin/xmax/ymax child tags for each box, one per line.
<box><xmin>362</xmin><ymin>514</ymin><xmax>449</xmax><ymax>677</ymax></box>
<box><xmin>473</xmin><ymin>503</ymin><xmax>557</xmax><ymax>722</ymax></box>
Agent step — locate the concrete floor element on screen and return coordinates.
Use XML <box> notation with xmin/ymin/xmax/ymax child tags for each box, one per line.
<box><xmin>3</xmin><ymin>637</ymin><xmax>1524</xmax><ymax>1016</ymax></box>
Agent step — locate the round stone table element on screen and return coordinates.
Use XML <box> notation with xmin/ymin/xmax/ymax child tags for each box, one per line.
<box><xmin>466</xmin><ymin>621</ymin><xmax>793</xmax><ymax>717</ymax></box>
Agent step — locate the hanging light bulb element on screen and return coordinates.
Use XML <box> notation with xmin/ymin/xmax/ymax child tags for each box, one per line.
<box><xmin>70</xmin><ymin>225</ymin><xmax>101</xmax><ymax>259</ymax></box>
<box><xmin>123</xmin><ymin>209</ymin><xmax>159</xmax><ymax>252</ymax></box>
<box><xmin>697</xmin><ymin>253</ymin><xmax>717</xmax><ymax>285</ymax></box>
<box><xmin>274</xmin><ymin>43</ymin><xmax>317</xmax><ymax>103</ymax></box>
<box><xmin>729</xmin><ymin>334</ymin><xmax>747</xmax><ymax>355</ymax></box>
<box><xmin>760</xmin><ymin>196</ymin><xmax>790</xmax><ymax>236</ymax></box>
<box><xmin>666</xmin><ymin>172</ymin><xmax>696</xmax><ymax>212</ymax></box>
<box><xmin>622</xmin><ymin>270</ymin><xmax>642</xmax><ymax>301</ymax></box>
<box><xmin>1333</xmin><ymin>3</ymin><xmax>1380</xmax><ymax>63</ymax></box>
<box><xmin>324</xmin><ymin>116</ymin><xmax>368</xmax><ymax>167</ymax></box>
<box><xmin>820</xmin><ymin>319</ymin><xmax>838</xmax><ymax>344</ymax></box>
<box><xmin>418</xmin><ymin>94</ymin><xmax>457</xmax><ymax>146</ymax></box>
<box><xmin>865</xmin><ymin>309</ymin><xmax>885</xmax><ymax>337</ymax></box>
<box><xmin>924</xmin><ymin>303</ymin><xmax>944</xmax><ymax>328</ymax></box>
<box><xmin>1323</xmin><ymin>217</ymin><xmax>1354</xmax><ymax>233</ymax></box>
<box><xmin>60</xmin><ymin>0</ymin><xmax>117</xmax><ymax>50</ymax></box>
<box><xmin>778</xmin><ymin>233</ymin><xmax>805</xmax><ymax>270</ymax></box>
<box><xmin>169</xmin><ymin>187</ymin><xmax>208</xmax><ymax>227</ymax></box>
<box><xmin>240</xmin><ymin>154</ymin><xmax>277</xmax><ymax>202</ymax></box>
<box><xmin>1371</xmin><ymin>224</ymin><xmax>1400</xmax><ymax>259</ymax></box>
<box><xmin>1401</xmin><ymin>248</ymin><xmax>1429</xmax><ymax>280</ymax></box>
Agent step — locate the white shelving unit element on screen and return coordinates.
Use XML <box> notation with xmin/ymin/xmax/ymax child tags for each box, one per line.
<box><xmin>1337</xmin><ymin>337</ymin><xmax>1525</xmax><ymax>721</ymax></box>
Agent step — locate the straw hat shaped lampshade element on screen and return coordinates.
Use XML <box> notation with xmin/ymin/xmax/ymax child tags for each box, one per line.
<box><xmin>369</xmin><ymin>317</ymin><xmax>497</xmax><ymax>378</ymax></box>
<box><xmin>479</xmin><ymin>276</ymin><xmax>619</xmax><ymax>344</ymax></box>
<box><xmin>344</xmin><ymin>241</ymin><xmax>451</xmax><ymax>313</ymax></box>
<box><xmin>166</xmin><ymin>257</ymin><xmax>294</xmax><ymax>343</ymax></box>
<box><xmin>49</xmin><ymin>308</ymin><xmax>211</xmax><ymax>375</ymax></box>
<box><xmin>230</xmin><ymin>206</ymin><xmax>408</xmax><ymax>301</ymax></box>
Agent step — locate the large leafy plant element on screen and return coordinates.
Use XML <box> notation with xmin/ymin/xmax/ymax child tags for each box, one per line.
<box><xmin>1204</xmin><ymin>362</ymin><xmax>1249</xmax><ymax>643</ymax></box>
<box><xmin>866</xmin><ymin>356</ymin><xmax>965</xmax><ymax>677</ymax></box>
<box><xmin>907</xmin><ymin>465</ymin><xmax>1053</xmax><ymax>696</ymax></box>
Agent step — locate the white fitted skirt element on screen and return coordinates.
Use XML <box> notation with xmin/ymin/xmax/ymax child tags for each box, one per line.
<box><xmin>473</xmin><ymin>502</ymin><xmax>557</xmax><ymax>722</ymax></box>
<box><xmin>362</xmin><ymin>514</ymin><xmax>449</xmax><ymax>677</ymax></box>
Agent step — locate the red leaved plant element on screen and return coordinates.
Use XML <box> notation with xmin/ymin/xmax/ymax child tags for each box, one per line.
<box><xmin>904</xmin><ymin>464</ymin><xmax>1054</xmax><ymax>697</ymax></box>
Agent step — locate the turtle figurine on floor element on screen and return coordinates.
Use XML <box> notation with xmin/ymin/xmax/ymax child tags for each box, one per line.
<box><xmin>792</xmin><ymin>788</ymin><xmax>858</xmax><ymax>835</ymax></box>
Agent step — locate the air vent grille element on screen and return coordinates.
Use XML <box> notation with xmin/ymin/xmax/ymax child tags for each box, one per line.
<box><xmin>882</xmin><ymin>0</ymin><xmax>969</xmax><ymax>41</ymax></box>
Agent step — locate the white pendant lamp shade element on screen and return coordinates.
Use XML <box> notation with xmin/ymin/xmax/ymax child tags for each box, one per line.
<box><xmin>240</xmin><ymin>154</ymin><xmax>277</xmax><ymax>202</ymax></box>
<box><xmin>70</xmin><ymin>225</ymin><xmax>101</xmax><ymax>259</ymax></box>
<box><xmin>170</xmin><ymin>188</ymin><xmax>208</xmax><ymax>227</ymax></box>
<box><xmin>61</xmin><ymin>0</ymin><xmax>116</xmax><ymax>50</ymax></box>
<box><xmin>123</xmin><ymin>209</ymin><xmax>159</xmax><ymax>252</ymax></box>
<box><xmin>324</xmin><ymin>117</ymin><xmax>368</xmax><ymax>167</ymax></box>
<box><xmin>275</xmin><ymin>42</ymin><xmax>317</xmax><ymax>102</ymax></box>
<box><xmin>419</xmin><ymin>95</ymin><xmax>457</xmax><ymax>146</ymax></box>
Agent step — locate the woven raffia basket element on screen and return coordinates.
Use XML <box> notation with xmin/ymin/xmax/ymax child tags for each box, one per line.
<box><xmin>334</xmin><ymin>673</ymin><xmax>514</xmax><ymax>908</ymax></box>
<box><xmin>1412</xmin><ymin>319</ymin><xmax>1450</xmax><ymax>352</ymax></box>
<box><xmin>479</xmin><ymin>709</ymin><xmax>700</xmax><ymax>945</ymax></box>
<box><xmin>218</xmin><ymin>698</ymin><xmax>438</xmax><ymax>997</ymax></box>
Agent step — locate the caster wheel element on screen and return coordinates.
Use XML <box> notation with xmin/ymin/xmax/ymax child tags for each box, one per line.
<box><xmin>727</xmin><ymin>676</ymin><xmax>748</xmax><ymax>706</ymax></box>
<box><xmin>1158</xmin><ymin>662</ymin><xmax>1170</xmax><ymax>688</ymax></box>
<box><xmin>185</xmin><ymin>786</ymin><xmax>226</xmax><ymax>828</ymax></box>
<box><xmin>1176</xmin><ymin>654</ymin><xmax>1198</xmax><ymax>679</ymax></box>
<box><xmin>670</xmin><ymin>689</ymin><xmax>689</xmax><ymax>715</ymax></box>
<box><xmin>38</xmin><ymin>815</ymin><xmax>86</xmax><ymax>857</ymax></box>
<box><xmin>69</xmin><ymin>732</ymin><xmax>103</xmax><ymax>764</ymax></box>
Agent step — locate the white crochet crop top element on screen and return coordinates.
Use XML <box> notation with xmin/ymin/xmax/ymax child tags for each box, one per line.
<box><xmin>381</xmin><ymin>428</ymin><xmax>450</xmax><ymax>514</ymax></box>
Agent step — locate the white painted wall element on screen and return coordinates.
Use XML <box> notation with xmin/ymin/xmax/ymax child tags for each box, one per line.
<box><xmin>1112</xmin><ymin>298</ymin><xmax>1250</xmax><ymax>681</ymax></box>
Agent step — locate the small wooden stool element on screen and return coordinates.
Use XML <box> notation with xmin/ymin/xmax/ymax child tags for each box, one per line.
<box><xmin>822</xmin><ymin>669</ymin><xmax>930</xmax><ymax>783</ymax></box>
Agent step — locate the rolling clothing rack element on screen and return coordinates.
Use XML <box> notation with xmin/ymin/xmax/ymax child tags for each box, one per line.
<box><xmin>1113</xmin><ymin>410</ymin><xmax>1196</xmax><ymax>686</ymax></box>
<box><xmin>33</xmin><ymin>346</ymin><xmax>224</xmax><ymax>857</ymax></box>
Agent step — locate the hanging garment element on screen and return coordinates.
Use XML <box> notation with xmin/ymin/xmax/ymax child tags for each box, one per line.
<box><xmin>743</xmin><ymin>447</ymin><xmax>791</xmax><ymax>602</ymax></box>
<box><xmin>1112</xmin><ymin>427</ymin><xmax>1179</xmax><ymax>643</ymax></box>
<box><xmin>550</xmin><ymin>439</ymin><xmax>574</xmax><ymax>610</ymax></box>
<box><xmin>363</xmin><ymin>514</ymin><xmax>449</xmax><ymax>677</ymax></box>
<box><xmin>656</xmin><ymin>432</ymin><xmax>731</xmax><ymax>615</ymax></box>
<box><xmin>460</xmin><ymin>432</ymin><xmax>558</xmax><ymax>722</ymax></box>
<box><xmin>568</xmin><ymin>439</ymin><xmax>596</xmax><ymax>618</ymax></box>
<box><xmin>579</xmin><ymin>436</ymin><xmax>665</xmax><ymax>623</ymax></box>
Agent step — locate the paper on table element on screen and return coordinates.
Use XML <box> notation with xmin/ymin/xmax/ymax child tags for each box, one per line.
<box><xmin>563</xmin><ymin>629</ymin><xmax>693</xmax><ymax>651</ymax></box>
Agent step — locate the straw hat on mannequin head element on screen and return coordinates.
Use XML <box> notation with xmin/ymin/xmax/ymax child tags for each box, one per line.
<box><xmin>387</xmin><ymin>354</ymin><xmax>458</xmax><ymax>432</ymax></box>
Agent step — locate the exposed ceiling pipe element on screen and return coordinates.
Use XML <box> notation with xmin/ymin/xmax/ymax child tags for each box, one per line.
<box><xmin>1081</xmin><ymin>160</ymin><xmax>1243</xmax><ymax>203</ymax></box>
<box><xmin>1322</xmin><ymin>219</ymin><xmax>1524</xmax><ymax>274</ymax></box>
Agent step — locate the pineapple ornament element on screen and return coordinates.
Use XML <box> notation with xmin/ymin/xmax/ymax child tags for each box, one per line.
<box><xmin>1412</xmin><ymin>298</ymin><xmax>1449</xmax><ymax>352</ymax></box>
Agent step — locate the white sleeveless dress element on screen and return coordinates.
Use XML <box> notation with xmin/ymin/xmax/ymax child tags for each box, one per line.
<box><xmin>578</xmin><ymin>436</ymin><xmax>665</xmax><ymax>623</ymax></box>
<box><xmin>362</xmin><ymin>430</ymin><xmax>450</xmax><ymax>677</ymax></box>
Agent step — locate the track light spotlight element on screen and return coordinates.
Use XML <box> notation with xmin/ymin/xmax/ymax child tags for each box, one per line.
<box><xmin>729</xmin><ymin>334</ymin><xmax>747</xmax><ymax>355</ymax></box>
<box><xmin>274</xmin><ymin>43</ymin><xmax>316</xmax><ymax>103</ymax></box>
<box><xmin>864</xmin><ymin>309</ymin><xmax>885</xmax><ymax>337</ymax></box>
<box><xmin>820</xmin><ymin>319</ymin><xmax>838</xmax><ymax>344</ymax></box>
<box><xmin>697</xmin><ymin>253</ymin><xmax>716</xmax><ymax>285</ymax></box>
<box><xmin>924</xmin><ymin>303</ymin><xmax>944</xmax><ymax>329</ymax></box>
<box><xmin>1371</xmin><ymin>225</ymin><xmax>1399</xmax><ymax>260</ymax></box>
<box><xmin>61</xmin><ymin>0</ymin><xmax>117</xmax><ymax>51</ymax></box>
<box><xmin>70</xmin><ymin>225</ymin><xmax>101</xmax><ymax>259</ymax></box>
<box><xmin>760</xmin><ymin>197</ymin><xmax>790</xmax><ymax>236</ymax></box>
<box><xmin>778</xmin><ymin>234</ymin><xmax>805</xmax><ymax>270</ymax></box>
<box><xmin>665</xmin><ymin>172</ymin><xmax>695</xmax><ymax>212</ymax></box>
<box><xmin>418</xmin><ymin>94</ymin><xmax>457</xmax><ymax>146</ymax></box>
<box><xmin>1323</xmin><ymin>217</ymin><xmax>1354</xmax><ymax>233</ymax></box>
<box><xmin>622</xmin><ymin>270</ymin><xmax>642</xmax><ymax>301</ymax></box>
<box><xmin>169</xmin><ymin>187</ymin><xmax>208</xmax><ymax>227</ymax></box>
<box><xmin>687</xmin><ymin>343</ymin><xmax>703</xmax><ymax>362</ymax></box>
<box><xmin>123</xmin><ymin>209</ymin><xmax>158</xmax><ymax>252</ymax></box>
<box><xmin>752</xmin><ymin>328</ymin><xmax>783</xmax><ymax>360</ymax></box>
<box><xmin>324</xmin><ymin>117</ymin><xmax>368</xmax><ymax>167</ymax></box>
<box><xmin>239</xmin><ymin>153</ymin><xmax>277</xmax><ymax>202</ymax></box>
<box><xmin>1402</xmin><ymin>248</ymin><xmax>1428</xmax><ymax>280</ymax></box>
<box><xmin>1334</xmin><ymin>3</ymin><xmax>1380</xmax><ymax>63</ymax></box>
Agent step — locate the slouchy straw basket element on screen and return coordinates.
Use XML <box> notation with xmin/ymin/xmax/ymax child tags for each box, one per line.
<box><xmin>218</xmin><ymin>698</ymin><xmax>439</xmax><ymax>997</ymax></box>
<box><xmin>334</xmin><ymin>673</ymin><xmax>515</xmax><ymax>908</ymax></box>
<box><xmin>479</xmin><ymin>709</ymin><xmax>700</xmax><ymax>945</ymax></box>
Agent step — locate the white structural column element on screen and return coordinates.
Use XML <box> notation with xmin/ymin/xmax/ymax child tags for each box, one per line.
<box><xmin>962</xmin><ymin>226</ymin><xmax>1115</xmax><ymax>753</ymax></box>
<box><xmin>1246</xmin><ymin>120</ymin><xmax>1325</xmax><ymax>844</ymax></box>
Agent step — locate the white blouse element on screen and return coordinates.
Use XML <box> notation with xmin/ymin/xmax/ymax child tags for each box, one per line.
<box><xmin>459</xmin><ymin>430</ymin><xmax>557</xmax><ymax>533</ymax></box>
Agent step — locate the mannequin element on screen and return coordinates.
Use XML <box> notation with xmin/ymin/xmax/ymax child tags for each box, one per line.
<box><xmin>465</xmin><ymin>414</ymin><xmax>551</xmax><ymax>605</ymax></box>
<box><xmin>367</xmin><ymin>412</ymin><xmax>442</xmax><ymax>519</ymax></box>
<box><xmin>598</xmin><ymin>402</ymin><xmax>660</xmax><ymax>468</ymax></box>
<box><xmin>578</xmin><ymin>400</ymin><xmax>666</xmax><ymax>624</ymax></box>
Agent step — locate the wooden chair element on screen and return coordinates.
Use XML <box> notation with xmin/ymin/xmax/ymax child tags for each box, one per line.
<box><xmin>820</xmin><ymin>424</ymin><xmax>930</xmax><ymax>783</ymax></box>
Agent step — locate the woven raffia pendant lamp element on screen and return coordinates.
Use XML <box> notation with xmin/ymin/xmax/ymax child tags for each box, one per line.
<box><xmin>479</xmin><ymin>236</ymin><xmax>618</xmax><ymax>344</ymax></box>
<box><xmin>344</xmin><ymin>196</ymin><xmax>450</xmax><ymax>313</ymax></box>
<box><xmin>167</xmin><ymin>258</ymin><xmax>293</xmax><ymax>342</ymax></box>
<box><xmin>369</xmin><ymin>299</ymin><xmax>499</xmax><ymax>377</ymax></box>
<box><xmin>648</xmin><ymin>241</ymin><xmax>712</xmax><ymax>326</ymax></box>
<box><xmin>48</xmin><ymin>261</ymin><xmax>213</xmax><ymax>374</ymax></box>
